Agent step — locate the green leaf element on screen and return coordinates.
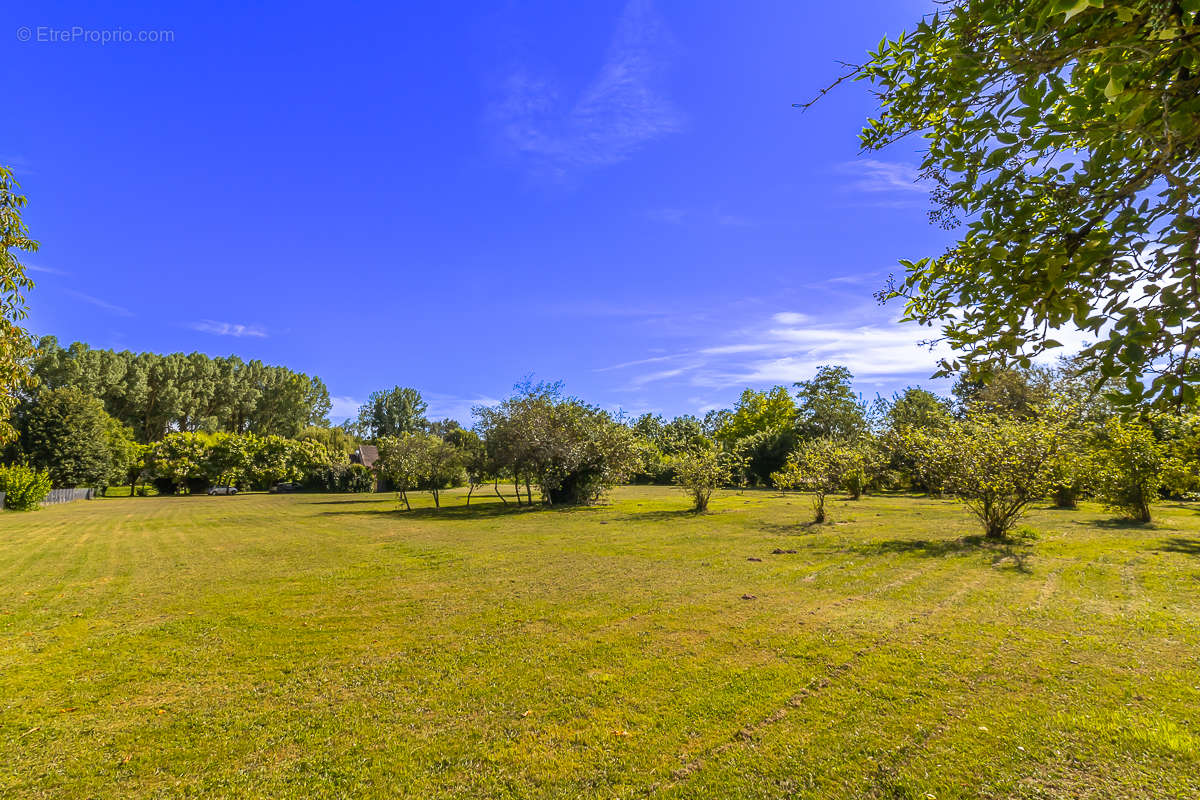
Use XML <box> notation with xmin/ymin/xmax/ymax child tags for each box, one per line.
<box><xmin>1103</xmin><ymin>75</ymin><xmax>1121</xmax><ymax>101</ymax></box>
<box><xmin>1064</xmin><ymin>0</ymin><xmax>1091</xmax><ymax>19</ymax></box>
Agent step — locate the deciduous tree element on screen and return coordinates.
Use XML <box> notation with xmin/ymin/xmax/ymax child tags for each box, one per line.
<box><xmin>0</xmin><ymin>166</ymin><xmax>37</xmax><ymax>444</ymax></box>
<box><xmin>838</xmin><ymin>1</ymin><xmax>1200</xmax><ymax>408</ymax></box>
<box><xmin>903</xmin><ymin>412</ymin><xmax>1064</xmax><ymax>539</ymax></box>
<box><xmin>21</xmin><ymin>386</ymin><xmax>116</xmax><ymax>488</ymax></box>
<box><xmin>672</xmin><ymin>441</ymin><xmax>735</xmax><ymax>512</ymax></box>
<box><xmin>773</xmin><ymin>438</ymin><xmax>859</xmax><ymax>523</ymax></box>
<box><xmin>794</xmin><ymin>366</ymin><xmax>867</xmax><ymax>440</ymax></box>
<box><xmin>1093</xmin><ymin>418</ymin><xmax>1167</xmax><ymax>523</ymax></box>
<box><xmin>356</xmin><ymin>386</ymin><xmax>429</xmax><ymax>440</ymax></box>
<box><xmin>475</xmin><ymin>381</ymin><xmax>639</xmax><ymax>506</ymax></box>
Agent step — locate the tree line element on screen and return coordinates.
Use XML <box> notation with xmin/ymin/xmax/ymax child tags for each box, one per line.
<box><xmin>4</xmin><ymin>333</ymin><xmax>1199</xmax><ymax>538</ymax></box>
<box><xmin>29</xmin><ymin>337</ymin><xmax>332</xmax><ymax>441</ymax></box>
<box><xmin>648</xmin><ymin>359</ymin><xmax>1200</xmax><ymax>538</ymax></box>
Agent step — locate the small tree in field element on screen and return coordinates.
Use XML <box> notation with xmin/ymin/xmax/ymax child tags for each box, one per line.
<box><xmin>1094</xmin><ymin>419</ymin><xmax>1166</xmax><ymax>524</ymax></box>
<box><xmin>906</xmin><ymin>413</ymin><xmax>1062</xmax><ymax>540</ymax></box>
<box><xmin>475</xmin><ymin>381</ymin><xmax>639</xmax><ymax>506</ymax></box>
<box><xmin>672</xmin><ymin>442</ymin><xmax>734</xmax><ymax>512</ymax></box>
<box><xmin>446</xmin><ymin>428</ymin><xmax>488</xmax><ymax>507</ymax></box>
<box><xmin>377</xmin><ymin>433</ymin><xmax>463</xmax><ymax>511</ymax></box>
<box><xmin>377</xmin><ymin>433</ymin><xmax>426</xmax><ymax>511</ymax></box>
<box><xmin>1047</xmin><ymin>429</ymin><xmax>1095</xmax><ymax>510</ymax></box>
<box><xmin>0</xmin><ymin>464</ymin><xmax>52</xmax><ymax>510</ymax></box>
<box><xmin>422</xmin><ymin>435</ymin><xmax>464</xmax><ymax>510</ymax></box>
<box><xmin>772</xmin><ymin>438</ymin><xmax>856</xmax><ymax>523</ymax></box>
<box><xmin>840</xmin><ymin>436</ymin><xmax>887</xmax><ymax>500</ymax></box>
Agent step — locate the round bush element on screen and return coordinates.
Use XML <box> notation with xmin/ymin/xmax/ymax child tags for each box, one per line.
<box><xmin>0</xmin><ymin>465</ymin><xmax>53</xmax><ymax>511</ymax></box>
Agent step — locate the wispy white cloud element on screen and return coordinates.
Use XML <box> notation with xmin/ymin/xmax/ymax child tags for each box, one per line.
<box><xmin>426</xmin><ymin>392</ymin><xmax>504</xmax><ymax>425</ymax></box>
<box><xmin>66</xmin><ymin>290</ymin><xmax>133</xmax><ymax>317</ymax></box>
<box><xmin>491</xmin><ymin>0</ymin><xmax>682</xmax><ymax>176</ymax></box>
<box><xmin>329</xmin><ymin>395</ymin><xmax>360</xmax><ymax>423</ymax></box>
<box><xmin>706</xmin><ymin>322</ymin><xmax>951</xmax><ymax>384</ymax></box>
<box><xmin>26</xmin><ymin>263</ymin><xmax>69</xmax><ymax>276</ymax></box>
<box><xmin>699</xmin><ymin>343</ymin><xmax>774</xmax><ymax>355</ymax></box>
<box><xmin>772</xmin><ymin>311</ymin><xmax>810</xmax><ymax>325</ymax></box>
<box><xmin>191</xmin><ymin>320</ymin><xmax>267</xmax><ymax>338</ymax></box>
<box><xmin>1</xmin><ymin>155</ymin><xmax>35</xmax><ymax>176</ymax></box>
<box><xmin>605</xmin><ymin>300</ymin><xmax>1101</xmax><ymax>398</ymax></box>
<box><xmin>594</xmin><ymin>353</ymin><xmax>684</xmax><ymax>372</ymax></box>
<box><xmin>839</xmin><ymin>159</ymin><xmax>927</xmax><ymax>194</ymax></box>
<box><xmin>630</xmin><ymin>367</ymin><xmax>687</xmax><ymax>386</ymax></box>
<box><xmin>823</xmin><ymin>270</ymin><xmax>886</xmax><ymax>286</ymax></box>
<box><xmin>599</xmin><ymin>305</ymin><xmax>952</xmax><ymax>392</ymax></box>
<box><xmin>645</xmin><ymin>207</ymin><xmax>761</xmax><ymax>228</ymax></box>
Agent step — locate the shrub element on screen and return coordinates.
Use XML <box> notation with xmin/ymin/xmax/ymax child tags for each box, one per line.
<box><xmin>732</xmin><ymin>425</ymin><xmax>798</xmax><ymax>487</ymax></box>
<box><xmin>672</xmin><ymin>443</ymin><xmax>734</xmax><ymax>512</ymax></box>
<box><xmin>475</xmin><ymin>382</ymin><xmax>640</xmax><ymax>506</ymax></box>
<box><xmin>344</xmin><ymin>463</ymin><xmax>374</xmax><ymax>493</ymax></box>
<box><xmin>903</xmin><ymin>413</ymin><xmax>1063</xmax><ymax>539</ymax></box>
<box><xmin>1047</xmin><ymin>430</ymin><xmax>1095</xmax><ymax>510</ymax></box>
<box><xmin>377</xmin><ymin>433</ymin><xmax>463</xmax><ymax>510</ymax></box>
<box><xmin>772</xmin><ymin>438</ymin><xmax>858</xmax><ymax>523</ymax></box>
<box><xmin>0</xmin><ymin>464</ymin><xmax>53</xmax><ymax>511</ymax></box>
<box><xmin>630</xmin><ymin>445</ymin><xmax>675</xmax><ymax>485</ymax></box>
<box><xmin>304</xmin><ymin>462</ymin><xmax>376</xmax><ymax>493</ymax></box>
<box><xmin>148</xmin><ymin>432</ymin><xmax>211</xmax><ymax>494</ymax></box>
<box><xmin>1093</xmin><ymin>419</ymin><xmax>1165</xmax><ymax>523</ymax></box>
<box><xmin>1159</xmin><ymin>413</ymin><xmax>1200</xmax><ymax>499</ymax></box>
<box><xmin>840</xmin><ymin>436</ymin><xmax>887</xmax><ymax>499</ymax></box>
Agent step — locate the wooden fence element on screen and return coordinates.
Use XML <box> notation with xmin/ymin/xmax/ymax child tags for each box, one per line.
<box><xmin>42</xmin><ymin>488</ymin><xmax>95</xmax><ymax>506</ymax></box>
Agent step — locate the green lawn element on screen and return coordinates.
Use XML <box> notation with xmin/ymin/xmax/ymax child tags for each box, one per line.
<box><xmin>2</xmin><ymin>487</ymin><xmax>1198</xmax><ymax>798</ymax></box>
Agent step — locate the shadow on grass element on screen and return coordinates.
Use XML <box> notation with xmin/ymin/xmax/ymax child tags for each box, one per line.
<box><xmin>306</xmin><ymin>496</ymin><xmax>397</xmax><ymax>505</ymax></box>
<box><xmin>614</xmin><ymin>508</ymin><xmax>705</xmax><ymax>522</ymax></box>
<box><xmin>1158</xmin><ymin>537</ymin><xmax>1200</xmax><ymax>555</ymax></box>
<box><xmin>844</xmin><ymin>535</ymin><xmax>1035</xmax><ymax>573</ymax></box>
<box><xmin>756</xmin><ymin>520</ymin><xmax>828</xmax><ymax>535</ymax></box>
<box><xmin>318</xmin><ymin>499</ymin><xmax>539</xmax><ymax>521</ymax></box>
<box><xmin>1091</xmin><ymin>517</ymin><xmax>1156</xmax><ymax>530</ymax></box>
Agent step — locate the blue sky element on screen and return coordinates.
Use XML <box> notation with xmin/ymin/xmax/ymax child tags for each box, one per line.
<box><xmin>7</xmin><ymin>0</ymin><xmax>958</xmax><ymax>424</ymax></box>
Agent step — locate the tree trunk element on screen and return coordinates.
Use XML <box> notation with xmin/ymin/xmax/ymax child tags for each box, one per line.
<box><xmin>1137</xmin><ymin>500</ymin><xmax>1151</xmax><ymax>524</ymax></box>
<box><xmin>432</xmin><ymin>488</ymin><xmax>440</xmax><ymax>510</ymax></box>
<box><xmin>513</xmin><ymin>478</ymin><xmax>522</xmax><ymax>506</ymax></box>
<box><xmin>493</xmin><ymin>480</ymin><xmax>507</xmax><ymax>505</ymax></box>
<box><xmin>466</xmin><ymin>485</ymin><xmax>474</xmax><ymax>507</ymax></box>
<box><xmin>525</xmin><ymin>479</ymin><xmax>532</xmax><ymax>505</ymax></box>
<box><xmin>1053</xmin><ymin>487</ymin><xmax>1077</xmax><ymax>509</ymax></box>
<box><xmin>399</xmin><ymin>490</ymin><xmax>411</xmax><ymax>511</ymax></box>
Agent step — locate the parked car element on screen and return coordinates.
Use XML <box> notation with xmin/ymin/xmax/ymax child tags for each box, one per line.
<box><xmin>207</xmin><ymin>486</ymin><xmax>238</xmax><ymax>496</ymax></box>
<box><xmin>270</xmin><ymin>482</ymin><xmax>302</xmax><ymax>493</ymax></box>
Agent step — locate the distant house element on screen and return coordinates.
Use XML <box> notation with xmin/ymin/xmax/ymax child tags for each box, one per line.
<box><xmin>350</xmin><ymin>444</ymin><xmax>384</xmax><ymax>492</ymax></box>
<box><xmin>350</xmin><ymin>444</ymin><xmax>379</xmax><ymax>469</ymax></box>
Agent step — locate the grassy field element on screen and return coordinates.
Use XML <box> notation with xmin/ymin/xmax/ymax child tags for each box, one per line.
<box><xmin>2</xmin><ymin>486</ymin><xmax>1198</xmax><ymax>799</ymax></box>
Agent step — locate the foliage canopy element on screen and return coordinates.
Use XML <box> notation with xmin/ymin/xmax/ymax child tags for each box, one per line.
<box><xmin>0</xmin><ymin>167</ymin><xmax>37</xmax><ymax>444</ymax></box>
<box><xmin>847</xmin><ymin>0</ymin><xmax>1200</xmax><ymax>408</ymax></box>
